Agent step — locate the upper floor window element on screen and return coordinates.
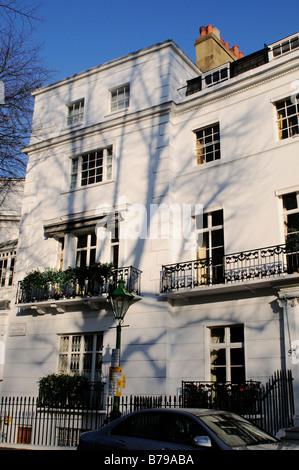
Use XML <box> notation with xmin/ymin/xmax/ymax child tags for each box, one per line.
<box><xmin>196</xmin><ymin>209</ymin><xmax>224</xmax><ymax>285</ymax></box>
<box><xmin>70</xmin><ymin>146</ymin><xmax>113</xmax><ymax>189</ymax></box>
<box><xmin>275</xmin><ymin>97</ymin><xmax>299</xmax><ymax>140</ymax></box>
<box><xmin>76</xmin><ymin>232</ymin><xmax>97</xmax><ymax>268</ymax></box>
<box><xmin>282</xmin><ymin>192</ymin><xmax>299</xmax><ymax>244</ymax></box>
<box><xmin>0</xmin><ymin>249</ymin><xmax>16</xmax><ymax>287</ymax></box>
<box><xmin>195</xmin><ymin>123</ymin><xmax>220</xmax><ymax>165</ymax></box>
<box><xmin>67</xmin><ymin>98</ymin><xmax>85</xmax><ymax>125</ymax></box>
<box><xmin>272</xmin><ymin>35</ymin><xmax>299</xmax><ymax>58</ymax></box>
<box><xmin>203</xmin><ymin>65</ymin><xmax>229</xmax><ymax>88</ymax></box>
<box><xmin>110</xmin><ymin>84</ymin><xmax>130</xmax><ymax>113</ymax></box>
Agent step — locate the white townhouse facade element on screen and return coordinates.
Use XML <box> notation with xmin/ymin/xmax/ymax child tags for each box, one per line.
<box><xmin>1</xmin><ymin>26</ymin><xmax>299</xmax><ymax>422</ymax></box>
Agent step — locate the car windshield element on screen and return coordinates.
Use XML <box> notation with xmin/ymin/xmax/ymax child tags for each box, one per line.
<box><xmin>199</xmin><ymin>413</ymin><xmax>278</xmax><ymax>447</ymax></box>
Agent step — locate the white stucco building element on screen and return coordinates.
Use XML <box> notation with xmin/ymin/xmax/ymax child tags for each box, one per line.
<box><xmin>1</xmin><ymin>26</ymin><xmax>299</xmax><ymax>423</ymax></box>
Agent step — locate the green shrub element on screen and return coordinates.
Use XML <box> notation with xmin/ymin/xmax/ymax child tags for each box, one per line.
<box><xmin>38</xmin><ymin>373</ymin><xmax>91</xmax><ymax>407</ymax></box>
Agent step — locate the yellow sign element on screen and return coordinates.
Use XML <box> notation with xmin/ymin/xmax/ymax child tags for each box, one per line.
<box><xmin>109</xmin><ymin>366</ymin><xmax>122</xmax><ymax>382</ymax></box>
<box><xmin>121</xmin><ymin>375</ymin><xmax>126</xmax><ymax>388</ymax></box>
<box><xmin>4</xmin><ymin>415</ymin><xmax>11</xmax><ymax>425</ymax></box>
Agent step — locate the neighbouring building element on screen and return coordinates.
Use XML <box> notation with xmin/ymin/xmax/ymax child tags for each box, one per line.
<box><xmin>0</xmin><ymin>178</ymin><xmax>24</xmax><ymax>380</ymax></box>
<box><xmin>1</xmin><ymin>26</ymin><xmax>299</xmax><ymax>424</ymax></box>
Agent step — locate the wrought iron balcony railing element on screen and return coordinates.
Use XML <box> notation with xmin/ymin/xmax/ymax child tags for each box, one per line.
<box><xmin>16</xmin><ymin>265</ymin><xmax>142</xmax><ymax>305</ymax></box>
<box><xmin>161</xmin><ymin>244</ymin><xmax>299</xmax><ymax>293</ymax></box>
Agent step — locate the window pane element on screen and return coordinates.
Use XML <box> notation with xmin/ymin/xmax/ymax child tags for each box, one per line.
<box><xmin>230</xmin><ymin>348</ymin><xmax>244</xmax><ymax>365</ymax></box>
<box><xmin>283</xmin><ymin>193</ymin><xmax>297</xmax><ymax>211</ymax></box>
<box><xmin>59</xmin><ymin>336</ymin><xmax>69</xmax><ymax>353</ymax></box>
<box><xmin>231</xmin><ymin>366</ymin><xmax>245</xmax><ymax>383</ymax></box>
<box><xmin>211</xmin><ymin>348</ymin><xmax>226</xmax><ymax>366</ymax></box>
<box><xmin>211</xmin><ymin>327</ymin><xmax>225</xmax><ymax>343</ymax></box>
<box><xmin>84</xmin><ymin>335</ymin><xmax>93</xmax><ymax>351</ymax></box>
<box><xmin>77</xmin><ymin>235</ymin><xmax>88</xmax><ymax>248</ymax></box>
<box><xmin>230</xmin><ymin>325</ymin><xmax>244</xmax><ymax>343</ymax></box>
<box><xmin>58</xmin><ymin>354</ymin><xmax>68</xmax><ymax>372</ymax></box>
<box><xmin>211</xmin><ymin>367</ymin><xmax>226</xmax><ymax>382</ymax></box>
<box><xmin>72</xmin><ymin>336</ymin><xmax>81</xmax><ymax>352</ymax></box>
<box><xmin>212</xmin><ymin>210</ymin><xmax>223</xmax><ymax>226</ymax></box>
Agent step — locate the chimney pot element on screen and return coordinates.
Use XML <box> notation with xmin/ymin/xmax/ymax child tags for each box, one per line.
<box><xmin>207</xmin><ymin>25</ymin><xmax>213</xmax><ymax>34</ymax></box>
<box><xmin>238</xmin><ymin>51</ymin><xmax>244</xmax><ymax>59</ymax></box>
<box><xmin>233</xmin><ymin>45</ymin><xmax>239</xmax><ymax>57</ymax></box>
<box><xmin>224</xmin><ymin>42</ymin><xmax>229</xmax><ymax>49</ymax></box>
<box><xmin>200</xmin><ymin>26</ymin><xmax>207</xmax><ymax>36</ymax></box>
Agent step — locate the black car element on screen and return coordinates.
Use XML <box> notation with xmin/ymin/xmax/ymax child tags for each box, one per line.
<box><xmin>77</xmin><ymin>408</ymin><xmax>299</xmax><ymax>450</ymax></box>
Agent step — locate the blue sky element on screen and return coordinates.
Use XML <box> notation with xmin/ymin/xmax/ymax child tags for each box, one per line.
<box><xmin>34</xmin><ymin>0</ymin><xmax>298</xmax><ymax>84</ymax></box>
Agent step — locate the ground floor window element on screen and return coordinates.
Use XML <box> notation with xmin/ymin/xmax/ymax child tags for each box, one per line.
<box><xmin>58</xmin><ymin>332</ymin><xmax>103</xmax><ymax>381</ymax></box>
<box><xmin>209</xmin><ymin>325</ymin><xmax>245</xmax><ymax>383</ymax></box>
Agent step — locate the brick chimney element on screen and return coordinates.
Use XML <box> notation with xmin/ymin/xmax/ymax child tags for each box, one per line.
<box><xmin>195</xmin><ymin>25</ymin><xmax>243</xmax><ymax>72</ymax></box>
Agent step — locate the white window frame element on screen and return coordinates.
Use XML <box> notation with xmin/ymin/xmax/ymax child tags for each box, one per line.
<box><xmin>58</xmin><ymin>332</ymin><xmax>103</xmax><ymax>382</ymax></box>
<box><xmin>70</xmin><ymin>146</ymin><xmax>113</xmax><ymax>189</ymax></box>
<box><xmin>67</xmin><ymin>98</ymin><xmax>85</xmax><ymax>126</ymax></box>
<box><xmin>110</xmin><ymin>84</ymin><xmax>130</xmax><ymax>113</ymax></box>
<box><xmin>0</xmin><ymin>250</ymin><xmax>16</xmax><ymax>287</ymax></box>
<box><xmin>202</xmin><ymin>64</ymin><xmax>229</xmax><ymax>89</ymax></box>
<box><xmin>195</xmin><ymin>123</ymin><xmax>221</xmax><ymax>165</ymax></box>
<box><xmin>282</xmin><ymin>191</ymin><xmax>299</xmax><ymax>243</ymax></box>
<box><xmin>275</xmin><ymin>97</ymin><xmax>299</xmax><ymax>140</ymax></box>
<box><xmin>76</xmin><ymin>231</ymin><xmax>97</xmax><ymax>268</ymax></box>
<box><xmin>209</xmin><ymin>325</ymin><xmax>245</xmax><ymax>383</ymax></box>
<box><xmin>270</xmin><ymin>34</ymin><xmax>299</xmax><ymax>59</ymax></box>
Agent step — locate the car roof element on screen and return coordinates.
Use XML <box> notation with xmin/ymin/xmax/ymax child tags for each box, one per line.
<box><xmin>119</xmin><ymin>408</ymin><xmax>233</xmax><ymax>418</ymax></box>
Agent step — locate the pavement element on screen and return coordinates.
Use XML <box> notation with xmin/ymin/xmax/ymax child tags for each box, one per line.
<box><xmin>0</xmin><ymin>443</ymin><xmax>75</xmax><ymax>450</ymax></box>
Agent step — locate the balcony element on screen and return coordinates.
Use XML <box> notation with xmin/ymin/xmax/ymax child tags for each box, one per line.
<box><xmin>160</xmin><ymin>244</ymin><xmax>299</xmax><ymax>297</ymax></box>
<box><xmin>16</xmin><ymin>265</ymin><xmax>142</xmax><ymax>313</ymax></box>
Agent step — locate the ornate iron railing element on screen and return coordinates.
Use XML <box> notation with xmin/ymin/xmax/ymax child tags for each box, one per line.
<box><xmin>182</xmin><ymin>380</ymin><xmax>262</xmax><ymax>415</ymax></box>
<box><xmin>161</xmin><ymin>244</ymin><xmax>299</xmax><ymax>293</ymax></box>
<box><xmin>182</xmin><ymin>370</ymin><xmax>294</xmax><ymax>437</ymax></box>
<box><xmin>16</xmin><ymin>266</ymin><xmax>142</xmax><ymax>304</ymax></box>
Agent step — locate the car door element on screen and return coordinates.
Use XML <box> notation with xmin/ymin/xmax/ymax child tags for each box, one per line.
<box><xmin>104</xmin><ymin>411</ymin><xmax>170</xmax><ymax>450</ymax></box>
<box><xmin>156</xmin><ymin>412</ymin><xmax>205</xmax><ymax>450</ymax></box>
<box><xmin>105</xmin><ymin>410</ymin><xmax>209</xmax><ymax>451</ymax></box>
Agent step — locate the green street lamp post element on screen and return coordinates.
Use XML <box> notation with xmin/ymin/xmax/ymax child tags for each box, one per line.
<box><xmin>109</xmin><ymin>278</ymin><xmax>134</xmax><ymax>419</ymax></box>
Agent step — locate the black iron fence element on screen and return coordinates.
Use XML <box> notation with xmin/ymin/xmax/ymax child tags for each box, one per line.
<box><xmin>0</xmin><ymin>371</ymin><xmax>295</xmax><ymax>448</ymax></box>
<box><xmin>0</xmin><ymin>396</ymin><xmax>107</xmax><ymax>447</ymax></box>
<box><xmin>161</xmin><ymin>244</ymin><xmax>299</xmax><ymax>293</ymax></box>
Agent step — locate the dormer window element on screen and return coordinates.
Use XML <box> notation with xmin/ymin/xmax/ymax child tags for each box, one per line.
<box><xmin>67</xmin><ymin>98</ymin><xmax>85</xmax><ymax>125</ymax></box>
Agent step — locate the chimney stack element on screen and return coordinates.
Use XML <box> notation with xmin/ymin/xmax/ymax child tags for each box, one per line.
<box><xmin>195</xmin><ymin>25</ymin><xmax>243</xmax><ymax>72</ymax></box>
